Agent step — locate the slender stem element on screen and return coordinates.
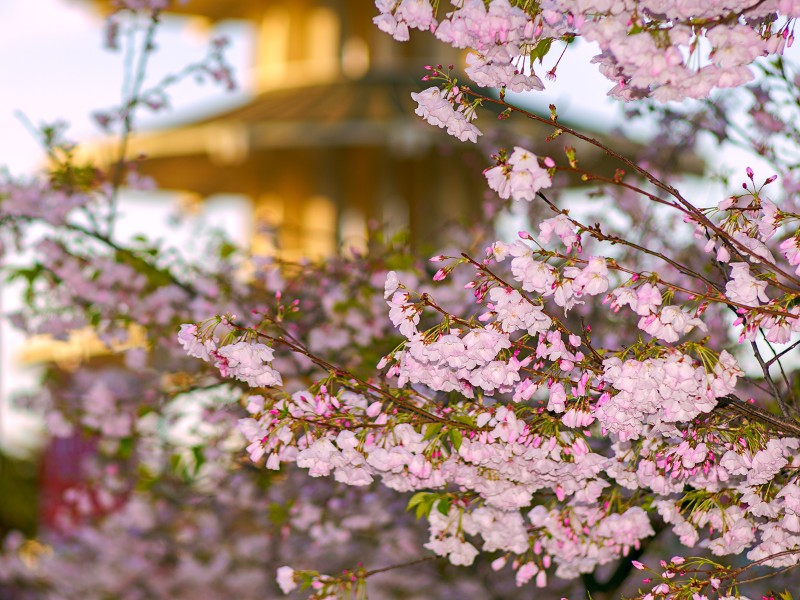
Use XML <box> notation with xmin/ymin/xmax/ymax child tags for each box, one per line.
<box><xmin>761</xmin><ymin>331</ymin><xmax>798</xmax><ymax>412</ymax></box>
<box><xmin>727</xmin><ymin>546</ymin><xmax>800</xmax><ymax>577</ymax></box>
<box><xmin>536</xmin><ymin>191</ymin><xmax>724</xmax><ymax>294</ymax></box>
<box><xmin>463</xmin><ymin>88</ymin><xmax>800</xmax><ymax>290</ymax></box>
<box><xmin>734</xmin><ymin>562</ymin><xmax>799</xmax><ymax>585</ymax></box>
<box><xmin>229</xmin><ymin>320</ymin><xmax>471</xmax><ymax>428</ymax></box>
<box><xmin>716</xmin><ymin>394</ymin><xmax>800</xmax><ymax>436</ymax></box>
<box><xmin>764</xmin><ymin>338</ymin><xmax>800</xmax><ymax>367</ymax></box>
<box><xmin>749</xmin><ymin>340</ymin><xmax>791</xmax><ymax>417</ymax></box>
<box><xmin>364</xmin><ymin>556</ymin><xmax>436</xmax><ymax>578</ymax></box>
<box><xmin>459</xmin><ymin>253</ymin><xmax>579</xmax><ymax>340</ymax></box>
<box><xmin>108</xmin><ymin>9</ymin><xmax>161</xmax><ymax>238</ymax></box>
<box><xmin>544</xmin><ymin>247</ymin><xmax>793</xmax><ymax>318</ymax></box>
<box><xmin>554</xmin><ymin>166</ymin><xmax>685</xmax><ymax>212</ymax></box>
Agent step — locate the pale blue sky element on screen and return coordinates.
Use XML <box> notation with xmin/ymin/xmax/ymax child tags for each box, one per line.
<box><xmin>0</xmin><ymin>0</ymin><xmax>252</xmax><ymax>173</ymax></box>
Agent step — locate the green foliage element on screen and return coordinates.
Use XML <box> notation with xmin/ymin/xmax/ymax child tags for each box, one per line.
<box><xmin>407</xmin><ymin>491</ymin><xmax>454</xmax><ymax>520</ymax></box>
<box><xmin>0</xmin><ymin>452</ymin><xmax>39</xmax><ymax>537</ymax></box>
<box><xmin>529</xmin><ymin>38</ymin><xmax>553</xmax><ymax>64</ymax></box>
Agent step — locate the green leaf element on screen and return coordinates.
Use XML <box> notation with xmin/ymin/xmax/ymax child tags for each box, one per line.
<box><xmin>5</xmin><ymin>264</ymin><xmax>45</xmax><ymax>285</ymax></box>
<box><xmin>448</xmin><ymin>428</ymin><xmax>463</xmax><ymax>451</ymax></box>
<box><xmin>451</xmin><ymin>414</ymin><xmax>476</xmax><ymax>427</ymax></box>
<box><xmin>298</xmin><ymin>571</ymin><xmax>318</xmax><ymax>591</ymax></box>
<box><xmin>436</xmin><ymin>497</ymin><xmax>452</xmax><ymax>516</ymax></box>
<box><xmin>422</xmin><ymin>423</ymin><xmax>443</xmax><ymax>441</ymax></box>
<box><xmin>407</xmin><ymin>492</ymin><xmax>430</xmax><ymax>510</ymax></box>
<box><xmin>415</xmin><ymin>498</ymin><xmax>432</xmax><ymax>520</ymax></box>
<box><xmin>530</xmin><ymin>38</ymin><xmax>553</xmax><ymax>64</ymax></box>
<box><xmin>168</xmin><ymin>453</ymin><xmax>182</xmax><ymax>474</ymax></box>
<box><xmin>268</xmin><ymin>501</ymin><xmax>291</xmax><ymax>525</ymax></box>
<box><xmin>190</xmin><ymin>445</ymin><xmax>205</xmax><ymax>474</ymax></box>
<box><xmin>117</xmin><ymin>437</ymin><xmax>134</xmax><ymax>460</ymax></box>
<box><xmin>218</xmin><ymin>241</ymin><xmax>237</xmax><ymax>259</ymax></box>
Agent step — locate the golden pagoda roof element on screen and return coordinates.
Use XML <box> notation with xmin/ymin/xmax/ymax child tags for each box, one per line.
<box><xmin>19</xmin><ymin>325</ymin><xmax>147</xmax><ymax>368</ymax></box>
<box><xmin>81</xmin><ymin>76</ymin><xmax>464</xmax><ymax>195</ymax></box>
<box><xmin>83</xmin><ymin>75</ymin><xmax>696</xmax><ymax>196</ymax></box>
<box><xmin>80</xmin><ymin>0</ymin><xmax>341</xmax><ymax>22</ymax></box>
<box><xmin>140</xmin><ymin>75</ymin><xmax>442</xmax><ymax>154</ymax></box>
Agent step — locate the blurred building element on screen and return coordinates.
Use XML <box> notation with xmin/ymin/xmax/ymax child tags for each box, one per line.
<box><xmin>83</xmin><ymin>0</ymin><xmax>650</xmax><ymax>259</ymax></box>
<box><xmin>81</xmin><ymin>0</ymin><xmax>475</xmax><ymax>258</ymax></box>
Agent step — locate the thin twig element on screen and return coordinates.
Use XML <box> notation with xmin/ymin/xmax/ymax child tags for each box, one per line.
<box><xmin>716</xmin><ymin>394</ymin><xmax>800</xmax><ymax>436</ymax></box>
<box><xmin>764</xmin><ymin>338</ymin><xmax>800</xmax><ymax>367</ymax></box>
<box><xmin>108</xmin><ymin>9</ymin><xmax>161</xmax><ymax>237</ymax></box>
<box><xmin>761</xmin><ymin>331</ymin><xmax>798</xmax><ymax>412</ymax></box>
<box><xmin>462</xmin><ymin>88</ymin><xmax>800</xmax><ymax>291</ymax></box>
<box><xmin>364</xmin><ymin>556</ymin><xmax>437</xmax><ymax>578</ymax></box>
<box><xmin>229</xmin><ymin>320</ymin><xmax>470</xmax><ymax>428</ymax></box>
<box><xmin>749</xmin><ymin>340</ymin><xmax>791</xmax><ymax>417</ymax></box>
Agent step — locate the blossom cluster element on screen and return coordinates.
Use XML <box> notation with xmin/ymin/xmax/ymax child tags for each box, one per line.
<box><xmin>410</xmin><ymin>86</ymin><xmax>482</xmax><ymax>142</ymax></box>
<box><xmin>4</xmin><ymin>0</ymin><xmax>800</xmax><ymax>598</ymax></box>
<box><xmin>379</xmin><ymin>0</ymin><xmax>800</xmax><ymax>105</ymax></box>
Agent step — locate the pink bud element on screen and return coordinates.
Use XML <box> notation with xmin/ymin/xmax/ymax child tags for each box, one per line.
<box><xmin>535</xmin><ymin>571</ymin><xmax>547</xmax><ymax>588</ymax></box>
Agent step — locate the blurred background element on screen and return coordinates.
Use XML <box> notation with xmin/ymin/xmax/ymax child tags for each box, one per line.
<box><xmin>0</xmin><ymin>0</ymin><xmax>626</xmax><ymax>463</ymax></box>
<box><xmin>5</xmin><ymin>1</ymin><xmax>790</xmax><ymax>558</ymax></box>
<box><xmin>3</xmin><ymin>7</ymin><xmax>800</xmax><ymax>600</ymax></box>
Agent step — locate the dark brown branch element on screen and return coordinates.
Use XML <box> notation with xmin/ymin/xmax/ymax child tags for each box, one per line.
<box><xmin>716</xmin><ymin>395</ymin><xmax>800</xmax><ymax>437</ymax></box>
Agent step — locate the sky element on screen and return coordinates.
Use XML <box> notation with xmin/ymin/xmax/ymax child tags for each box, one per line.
<box><xmin>0</xmin><ymin>0</ymin><xmax>254</xmax><ymax>173</ymax></box>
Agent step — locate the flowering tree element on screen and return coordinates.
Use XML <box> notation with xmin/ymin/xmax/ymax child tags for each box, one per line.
<box><xmin>3</xmin><ymin>1</ymin><xmax>800</xmax><ymax>599</ymax></box>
